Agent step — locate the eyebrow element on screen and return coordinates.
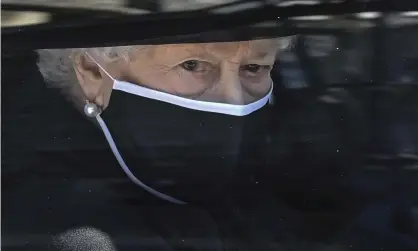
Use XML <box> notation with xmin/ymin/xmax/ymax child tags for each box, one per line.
<box><xmin>248</xmin><ymin>51</ymin><xmax>270</xmax><ymax>59</ymax></box>
<box><xmin>186</xmin><ymin>49</ymin><xmax>276</xmax><ymax>64</ymax></box>
<box><xmin>242</xmin><ymin>51</ymin><xmax>278</xmax><ymax>65</ymax></box>
<box><xmin>246</xmin><ymin>40</ymin><xmax>281</xmax><ymax>60</ymax></box>
<box><xmin>152</xmin><ymin>46</ymin><xmax>214</xmax><ymax>67</ymax></box>
<box><xmin>179</xmin><ymin>48</ymin><xmax>220</xmax><ymax>62</ymax></box>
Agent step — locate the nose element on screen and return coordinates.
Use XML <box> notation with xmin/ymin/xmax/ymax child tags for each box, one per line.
<box><xmin>217</xmin><ymin>61</ymin><xmax>245</xmax><ymax>105</ymax></box>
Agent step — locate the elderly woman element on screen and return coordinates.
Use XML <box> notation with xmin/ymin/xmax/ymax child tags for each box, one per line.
<box><xmin>37</xmin><ymin>39</ymin><xmax>287</xmax><ymax>203</ymax></box>
<box><xmin>4</xmin><ymin>38</ymin><xmax>301</xmax><ymax>251</ymax></box>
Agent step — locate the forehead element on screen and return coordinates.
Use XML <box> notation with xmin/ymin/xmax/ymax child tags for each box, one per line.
<box><xmin>146</xmin><ymin>39</ymin><xmax>281</xmax><ymax>61</ymax></box>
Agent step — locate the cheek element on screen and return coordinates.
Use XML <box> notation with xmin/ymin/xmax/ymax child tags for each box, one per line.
<box><xmin>135</xmin><ymin>70</ymin><xmax>220</xmax><ymax>98</ymax></box>
<box><xmin>168</xmin><ymin>72</ymin><xmax>221</xmax><ymax>97</ymax></box>
<box><xmin>241</xmin><ymin>74</ymin><xmax>273</xmax><ymax>97</ymax></box>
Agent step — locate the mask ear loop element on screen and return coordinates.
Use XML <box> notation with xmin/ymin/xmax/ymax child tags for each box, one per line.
<box><xmin>83</xmin><ymin>52</ymin><xmax>187</xmax><ymax>205</ymax></box>
<box><xmin>84</xmin><ymin>52</ymin><xmax>116</xmax><ymax>82</ymax></box>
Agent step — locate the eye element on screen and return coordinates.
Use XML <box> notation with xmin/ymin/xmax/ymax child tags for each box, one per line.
<box><xmin>241</xmin><ymin>64</ymin><xmax>272</xmax><ymax>77</ymax></box>
<box><xmin>178</xmin><ymin>60</ymin><xmax>214</xmax><ymax>75</ymax></box>
<box><xmin>180</xmin><ymin>60</ymin><xmax>200</xmax><ymax>72</ymax></box>
<box><xmin>243</xmin><ymin>64</ymin><xmax>262</xmax><ymax>73</ymax></box>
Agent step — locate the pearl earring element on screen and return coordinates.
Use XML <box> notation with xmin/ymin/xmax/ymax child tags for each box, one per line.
<box><xmin>84</xmin><ymin>101</ymin><xmax>102</xmax><ymax>117</ymax></box>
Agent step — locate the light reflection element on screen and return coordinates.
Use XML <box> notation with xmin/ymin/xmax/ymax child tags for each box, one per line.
<box><xmin>1</xmin><ymin>11</ymin><xmax>51</xmax><ymax>28</ymax></box>
<box><xmin>401</xmin><ymin>11</ymin><xmax>418</xmax><ymax>17</ymax></box>
<box><xmin>291</xmin><ymin>15</ymin><xmax>331</xmax><ymax>21</ymax></box>
<box><xmin>356</xmin><ymin>12</ymin><xmax>382</xmax><ymax>19</ymax></box>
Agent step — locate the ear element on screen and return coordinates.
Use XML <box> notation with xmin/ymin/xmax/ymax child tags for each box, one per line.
<box><xmin>72</xmin><ymin>53</ymin><xmax>114</xmax><ymax>108</ymax></box>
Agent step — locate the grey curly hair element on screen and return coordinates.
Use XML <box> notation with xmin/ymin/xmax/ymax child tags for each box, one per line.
<box><xmin>37</xmin><ymin>46</ymin><xmax>140</xmax><ymax>88</ymax></box>
<box><xmin>37</xmin><ymin>46</ymin><xmax>158</xmax><ymax>105</ymax></box>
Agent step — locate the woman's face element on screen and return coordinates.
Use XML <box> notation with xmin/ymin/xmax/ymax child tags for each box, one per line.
<box><xmin>74</xmin><ymin>39</ymin><xmax>281</xmax><ymax>107</ymax></box>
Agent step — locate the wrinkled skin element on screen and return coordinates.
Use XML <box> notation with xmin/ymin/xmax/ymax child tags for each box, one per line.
<box><xmin>72</xmin><ymin>39</ymin><xmax>282</xmax><ymax>108</ymax></box>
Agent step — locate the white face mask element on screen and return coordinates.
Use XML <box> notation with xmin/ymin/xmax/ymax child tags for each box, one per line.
<box><xmin>86</xmin><ymin>53</ymin><xmax>273</xmax><ymax>116</ymax></box>
<box><xmin>85</xmin><ymin>53</ymin><xmax>274</xmax><ymax>204</ymax></box>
